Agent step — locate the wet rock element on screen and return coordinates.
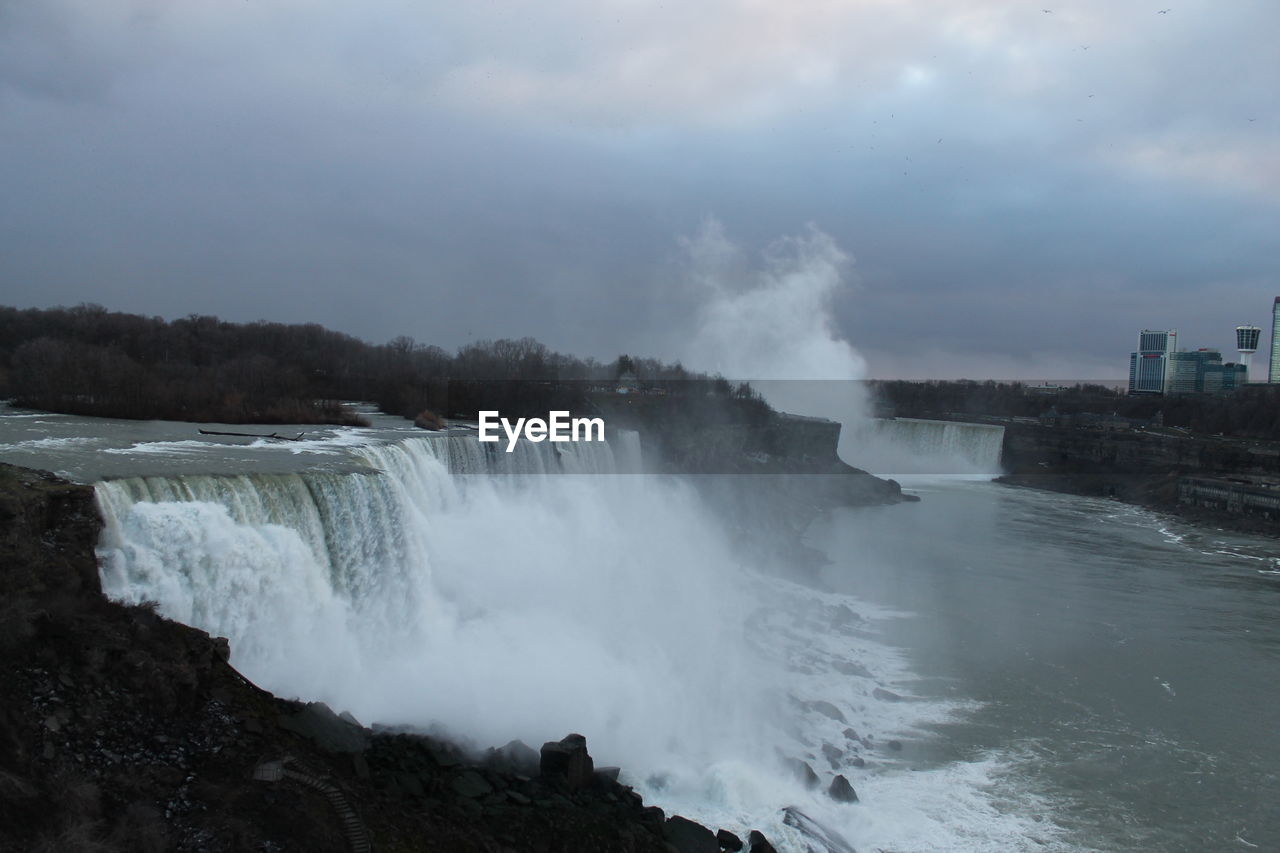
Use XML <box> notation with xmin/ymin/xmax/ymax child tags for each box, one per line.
<box><xmin>872</xmin><ymin>687</ymin><xmax>903</xmax><ymax>702</ymax></box>
<box><xmin>452</xmin><ymin>770</ymin><xmax>493</xmax><ymax>799</ymax></box>
<box><xmin>396</xmin><ymin>772</ymin><xmax>424</xmax><ymax>797</ymax></box>
<box><xmin>716</xmin><ymin>828</ymin><xmax>744</xmax><ymax>851</ymax></box>
<box><xmin>488</xmin><ymin>738</ymin><xmax>540</xmax><ymax>775</ymax></box>
<box><xmin>783</xmin><ymin>757</ymin><xmax>820</xmax><ymax>789</ymax></box>
<box><xmin>748</xmin><ymin>830</ymin><xmax>778</xmax><ymax>853</ymax></box>
<box><xmin>279</xmin><ymin>702</ymin><xmax>368</xmax><ymax>754</ymax></box>
<box><xmin>783</xmin><ymin>807</ymin><xmax>856</xmax><ymax>853</ymax></box>
<box><xmin>428</xmin><ymin>743</ymin><xmax>462</xmax><ymax>768</ymax></box>
<box><xmin>828</xmin><ymin>774</ymin><xmax>858</xmax><ymax>803</ymax></box>
<box><xmin>807</xmin><ymin>700</ymin><xmax>847</xmax><ymax>723</ymax></box>
<box><xmin>455</xmin><ymin>796</ymin><xmax>483</xmax><ymax>820</ymax></box>
<box><xmin>849</xmin><ymin>755</ymin><xmax>866</xmax><ymax>768</ymax></box>
<box><xmin>832</xmin><ymin>660</ymin><xmax>874</xmax><ymax>678</ymax></box>
<box><xmin>351</xmin><ymin>753</ymin><xmax>370</xmax><ymax>780</ymax></box>
<box><xmin>211</xmin><ymin>637</ymin><xmax>230</xmax><ymax>662</ymax></box>
<box><xmin>821</xmin><ymin>742</ymin><xmax>843</xmax><ymax>768</ymax></box>
<box><xmin>539</xmin><ymin>733</ymin><xmax>594</xmax><ymax>791</ymax></box>
<box><xmin>639</xmin><ymin>805</ymin><xmax>666</xmax><ymax>828</ymax></box>
<box><xmin>594</xmin><ymin>765</ymin><xmax>621</xmax><ymax>784</ymax></box>
<box><xmin>665</xmin><ymin>815</ymin><xmax>719</xmax><ymax>853</ymax></box>
<box><xmin>887</xmin><ymin>740</ymin><xmax>903</xmax><ymax>752</ymax></box>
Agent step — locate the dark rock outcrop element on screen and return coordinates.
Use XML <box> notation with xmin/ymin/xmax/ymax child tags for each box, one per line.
<box><xmin>485</xmin><ymin>738</ymin><xmax>540</xmax><ymax>775</ymax></box>
<box><xmin>540</xmin><ymin>732</ymin><xmax>595</xmax><ymax>791</ymax></box>
<box><xmin>665</xmin><ymin>814</ymin><xmax>720</xmax><ymax>852</ymax></box>
<box><xmin>829</xmin><ymin>774</ymin><xmax>859</xmax><ymax>803</ymax></box>
<box><xmin>717</xmin><ymin>827</ymin><xmax>745</xmax><ymax>851</ymax></box>
<box><xmin>280</xmin><ymin>701</ymin><xmax>370</xmax><ymax>753</ymax></box>
<box><xmin>784</xmin><ymin>757</ymin><xmax>821</xmax><ymax>789</ymax></box>
<box><xmin>748</xmin><ymin>829</ymin><xmax>778</xmax><ymax>853</ymax></box>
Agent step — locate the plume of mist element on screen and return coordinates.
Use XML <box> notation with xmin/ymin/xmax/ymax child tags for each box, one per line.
<box><xmin>681</xmin><ymin>218</ymin><xmax>866</xmax><ymax>382</ymax></box>
<box><xmin>678</xmin><ymin>218</ymin><xmax>874</xmax><ymax>463</ymax></box>
<box><xmin>676</xmin><ymin>220</ymin><xmax>1004</xmax><ymax>477</ymax></box>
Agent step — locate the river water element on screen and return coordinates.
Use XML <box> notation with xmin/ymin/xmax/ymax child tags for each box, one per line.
<box><xmin>2</xmin><ymin>404</ymin><xmax>1277</xmax><ymax>851</ymax></box>
<box><xmin>811</xmin><ymin>478</ymin><xmax>1280</xmax><ymax>852</ymax></box>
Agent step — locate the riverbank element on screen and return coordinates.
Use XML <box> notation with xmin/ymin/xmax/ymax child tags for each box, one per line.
<box><xmin>997</xmin><ymin>422</ymin><xmax>1280</xmax><ymax>537</ymax></box>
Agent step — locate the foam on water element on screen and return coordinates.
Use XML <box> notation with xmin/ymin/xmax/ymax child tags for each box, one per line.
<box><xmin>100</xmin><ymin>440</ymin><xmax>224</xmax><ymax>456</ymax></box>
<box><xmin>0</xmin><ymin>435</ymin><xmax>101</xmax><ymax>450</ymax></box>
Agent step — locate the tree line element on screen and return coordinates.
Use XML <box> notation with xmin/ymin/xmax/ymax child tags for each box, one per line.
<box><xmin>0</xmin><ymin>304</ymin><xmax>758</xmax><ymax>425</ymax></box>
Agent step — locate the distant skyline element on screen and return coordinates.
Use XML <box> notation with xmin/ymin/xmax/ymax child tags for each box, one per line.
<box><xmin>2</xmin><ymin>1</ymin><xmax>1277</xmax><ymax>379</ymax></box>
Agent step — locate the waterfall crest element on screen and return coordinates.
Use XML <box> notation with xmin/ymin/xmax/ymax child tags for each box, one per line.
<box><xmin>852</xmin><ymin>417</ymin><xmax>1005</xmax><ymax>477</ymax></box>
<box><xmin>94</xmin><ymin>431</ymin><xmax>770</xmax><ymax>776</ymax></box>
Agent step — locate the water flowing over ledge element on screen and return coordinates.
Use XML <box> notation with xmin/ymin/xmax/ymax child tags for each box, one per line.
<box><xmin>85</xmin><ymin>425</ymin><xmax>1072</xmax><ymax>851</ymax></box>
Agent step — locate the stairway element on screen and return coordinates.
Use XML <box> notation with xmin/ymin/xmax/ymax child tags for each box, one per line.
<box><xmin>254</xmin><ymin>756</ymin><xmax>372</xmax><ymax>853</ymax></box>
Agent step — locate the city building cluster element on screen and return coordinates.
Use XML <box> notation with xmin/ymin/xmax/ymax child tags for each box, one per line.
<box><xmin>1127</xmin><ymin>298</ymin><xmax>1280</xmax><ymax>395</ymax></box>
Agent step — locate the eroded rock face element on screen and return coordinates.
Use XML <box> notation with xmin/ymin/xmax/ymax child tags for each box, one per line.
<box><xmin>0</xmin><ymin>465</ymin><xmax>102</xmax><ymax>601</ymax></box>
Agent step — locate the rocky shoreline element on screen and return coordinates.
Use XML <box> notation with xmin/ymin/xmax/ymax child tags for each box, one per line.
<box><xmin>1</xmin><ymin>463</ymin><xmax>878</xmax><ymax>852</ymax></box>
<box><xmin>998</xmin><ymin>422</ymin><xmax>1280</xmax><ymax>537</ymax></box>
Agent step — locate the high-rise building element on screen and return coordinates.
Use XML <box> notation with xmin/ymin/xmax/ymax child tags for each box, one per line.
<box><xmin>1167</xmin><ymin>349</ymin><xmax>1245</xmax><ymax>393</ymax></box>
<box><xmin>1270</xmin><ymin>299</ymin><xmax>1280</xmax><ymax>383</ymax></box>
<box><xmin>1128</xmin><ymin>329</ymin><xmax>1178</xmax><ymax>394</ymax></box>
<box><xmin>1167</xmin><ymin>349</ymin><xmax>1217</xmax><ymax>393</ymax></box>
<box><xmin>1236</xmin><ymin>325</ymin><xmax>1261</xmax><ymax>382</ymax></box>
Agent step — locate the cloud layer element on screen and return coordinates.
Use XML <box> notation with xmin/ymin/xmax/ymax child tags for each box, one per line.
<box><xmin>2</xmin><ymin>0</ymin><xmax>1277</xmax><ymax>377</ymax></box>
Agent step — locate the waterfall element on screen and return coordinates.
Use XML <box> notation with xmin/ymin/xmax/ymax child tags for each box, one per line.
<box><xmin>850</xmin><ymin>417</ymin><xmax>1005</xmax><ymax>478</ymax></box>
<box><xmin>87</xmin><ymin>423</ymin><xmax>1056</xmax><ymax>850</ymax></box>
<box><xmin>93</xmin><ymin>431</ymin><xmax>778</xmax><ymax>779</ymax></box>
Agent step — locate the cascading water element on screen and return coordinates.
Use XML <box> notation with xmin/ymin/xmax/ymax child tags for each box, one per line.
<box><xmin>853</xmin><ymin>418</ymin><xmax>1005</xmax><ymax>478</ymax></box>
<box><xmin>90</xmin><ymin>427</ymin><xmax>1062</xmax><ymax>851</ymax></box>
<box><xmin>95</xmin><ymin>434</ymin><xmax>785</xmax><ymax>836</ymax></box>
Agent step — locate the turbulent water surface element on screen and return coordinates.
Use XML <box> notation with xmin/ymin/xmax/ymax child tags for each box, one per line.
<box><xmin>2</xmin><ymin>404</ymin><xmax>1277</xmax><ymax>852</ymax></box>
<box><xmin>812</xmin><ymin>479</ymin><xmax>1280</xmax><ymax>852</ymax></box>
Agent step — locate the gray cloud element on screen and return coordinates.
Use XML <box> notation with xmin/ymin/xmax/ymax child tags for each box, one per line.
<box><xmin>1</xmin><ymin>0</ymin><xmax>1277</xmax><ymax>378</ymax></box>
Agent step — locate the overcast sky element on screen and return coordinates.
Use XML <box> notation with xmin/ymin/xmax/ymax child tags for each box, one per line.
<box><xmin>2</xmin><ymin>1</ymin><xmax>1276</xmax><ymax>379</ymax></box>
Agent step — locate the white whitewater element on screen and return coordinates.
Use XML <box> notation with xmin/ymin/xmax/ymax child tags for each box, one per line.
<box><xmin>853</xmin><ymin>417</ymin><xmax>1005</xmax><ymax>479</ymax></box>
<box><xmin>95</xmin><ymin>429</ymin><xmax>1065</xmax><ymax>851</ymax></box>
